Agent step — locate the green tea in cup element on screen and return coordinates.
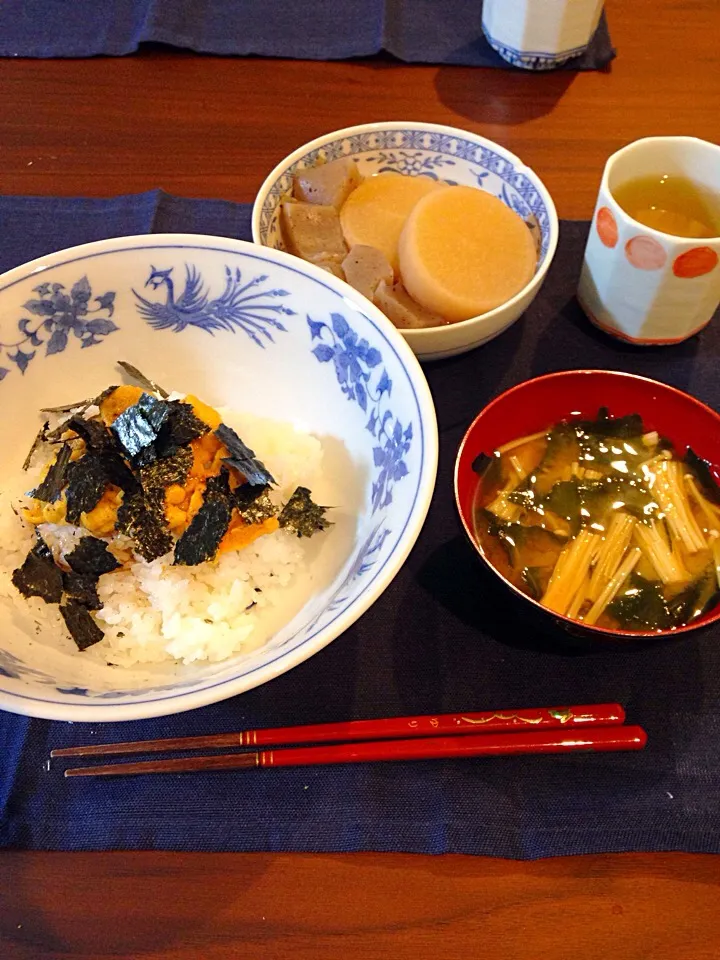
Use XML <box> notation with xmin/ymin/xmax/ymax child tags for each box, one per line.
<box><xmin>612</xmin><ymin>173</ymin><xmax>720</xmax><ymax>239</ymax></box>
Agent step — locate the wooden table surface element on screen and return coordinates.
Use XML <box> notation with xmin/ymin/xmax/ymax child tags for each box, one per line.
<box><xmin>2</xmin><ymin>2</ymin><xmax>720</xmax><ymax>957</ymax></box>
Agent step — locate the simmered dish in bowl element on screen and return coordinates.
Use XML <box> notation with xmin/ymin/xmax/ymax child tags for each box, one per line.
<box><xmin>252</xmin><ymin>121</ymin><xmax>558</xmax><ymax>361</ymax></box>
<box><xmin>281</xmin><ymin>158</ymin><xmax>538</xmax><ymax>330</ymax></box>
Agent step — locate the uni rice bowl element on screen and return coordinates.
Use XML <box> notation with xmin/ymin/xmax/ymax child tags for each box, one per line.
<box><xmin>0</xmin><ymin>374</ymin><xmax>331</xmax><ymax>669</ymax></box>
<box><xmin>0</xmin><ymin>234</ymin><xmax>437</xmax><ymax>721</ymax></box>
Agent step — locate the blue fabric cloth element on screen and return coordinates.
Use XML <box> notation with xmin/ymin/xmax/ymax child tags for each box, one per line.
<box><xmin>0</xmin><ymin>0</ymin><xmax>614</xmax><ymax>69</ymax></box>
<box><xmin>1</xmin><ymin>190</ymin><xmax>719</xmax><ymax>856</ymax></box>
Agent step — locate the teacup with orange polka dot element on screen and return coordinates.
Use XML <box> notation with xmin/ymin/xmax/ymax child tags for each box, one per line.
<box><xmin>578</xmin><ymin>136</ymin><xmax>720</xmax><ymax>345</ymax></box>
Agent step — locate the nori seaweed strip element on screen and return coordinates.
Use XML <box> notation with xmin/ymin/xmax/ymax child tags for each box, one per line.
<box><xmin>215</xmin><ymin>423</ymin><xmax>275</xmax><ymax>487</ymax></box>
<box><xmin>234</xmin><ymin>482</ymin><xmax>277</xmax><ymax>524</ymax></box>
<box><xmin>118</xmin><ymin>361</ymin><xmax>169</xmax><ymax>399</ymax></box>
<box><xmin>65</xmin><ymin>452</ymin><xmax>108</xmax><ymax>524</ymax></box>
<box><xmin>11</xmin><ymin>533</ymin><xmax>63</xmax><ymax>604</ymax></box>
<box><xmin>62</xmin><ymin>570</ymin><xmax>102</xmax><ymax>610</ymax></box>
<box><xmin>61</xmin><ymin>415</ymin><xmax>141</xmax><ymax>495</ymax></box>
<box><xmin>102</xmin><ymin>451</ymin><xmax>141</xmax><ymax>497</ymax></box>
<box><xmin>117</xmin><ymin>493</ymin><xmax>173</xmax><ymax>562</ymax></box>
<box><xmin>155</xmin><ymin>401</ymin><xmax>208</xmax><ymax>455</ymax></box>
<box><xmin>23</xmin><ymin>420</ymin><xmax>50</xmax><ymax>471</ymax></box>
<box><xmin>66</xmin><ymin>536</ymin><xmax>120</xmax><ymax>576</ymax></box>
<box><xmin>30</xmin><ymin>443</ymin><xmax>72</xmax><ymax>503</ymax></box>
<box><xmin>131</xmin><ymin>445</ymin><xmax>160</xmax><ymax>469</ymax></box>
<box><xmin>111</xmin><ymin>393</ymin><xmax>170</xmax><ymax>460</ymax></box>
<box><xmin>173</xmin><ymin>472</ymin><xmax>233</xmax><ymax>566</ymax></box>
<box><xmin>60</xmin><ymin>599</ymin><xmax>104</xmax><ymax>651</ymax></box>
<box><xmin>139</xmin><ymin>446</ymin><xmax>193</xmax><ymax>509</ymax></box>
<box><xmin>278</xmin><ymin>486</ymin><xmax>332</xmax><ymax>538</ymax></box>
<box><xmin>65</xmin><ymin>414</ymin><xmax>114</xmax><ymax>452</ymax></box>
<box><xmin>40</xmin><ymin>399</ymin><xmax>94</xmax><ymax>415</ymax></box>
<box><xmin>137</xmin><ymin>393</ymin><xmax>169</xmax><ymax>431</ymax></box>
<box><xmin>685</xmin><ymin>447</ymin><xmax>720</xmax><ymax>505</ymax></box>
<box><xmin>41</xmin><ymin>386</ymin><xmax>118</xmax><ymax>420</ymax></box>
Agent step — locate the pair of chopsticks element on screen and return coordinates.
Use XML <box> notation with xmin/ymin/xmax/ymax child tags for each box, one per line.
<box><xmin>51</xmin><ymin>702</ymin><xmax>646</xmax><ymax>778</ymax></box>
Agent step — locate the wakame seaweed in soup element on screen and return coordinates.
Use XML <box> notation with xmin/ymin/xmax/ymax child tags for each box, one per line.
<box><xmin>473</xmin><ymin>409</ymin><xmax>720</xmax><ymax>632</ymax></box>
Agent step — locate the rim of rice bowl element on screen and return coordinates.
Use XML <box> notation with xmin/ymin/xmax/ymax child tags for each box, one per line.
<box><xmin>0</xmin><ymin>234</ymin><xmax>438</xmax><ymax>721</ymax></box>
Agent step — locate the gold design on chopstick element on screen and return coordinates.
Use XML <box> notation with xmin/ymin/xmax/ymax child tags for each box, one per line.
<box><xmin>548</xmin><ymin>708</ymin><xmax>574</xmax><ymax>724</ymax></box>
<box><xmin>430</xmin><ymin>718</ymin><xmax>439</xmax><ymax>728</ymax></box>
<box><xmin>459</xmin><ymin>711</ymin><xmax>547</xmax><ymax>726</ymax></box>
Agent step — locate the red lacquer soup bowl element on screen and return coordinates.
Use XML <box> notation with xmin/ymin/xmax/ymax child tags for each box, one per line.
<box><xmin>454</xmin><ymin>370</ymin><xmax>720</xmax><ymax>643</ymax></box>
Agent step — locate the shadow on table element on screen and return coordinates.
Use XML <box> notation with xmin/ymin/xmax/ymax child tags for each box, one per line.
<box><xmin>405</xmin><ymin>532</ymin><xmax>704</xmax><ymax>795</ymax></box>
<box><xmin>433</xmin><ymin>66</ymin><xmax>576</xmax><ymax>126</ymax></box>
<box><xmin>529</xmin><ymin>292</ymin><xmax>703</xmax><ymax>393</ymax></box>
<box><xmin>415</xmin><ymin>533</ymin><xmax>600</xmax><ymax>657</ymax></box>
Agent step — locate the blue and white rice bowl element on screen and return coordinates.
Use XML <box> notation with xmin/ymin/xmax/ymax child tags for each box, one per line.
<box><xmin>0</xmin><ymin>235</ymin><xmax>438</xmax><ymax>721</ymax></box>
<box><xmin>252</xmin><ymin>121</ymin><xmax>559</xmax><ymax>361</ymax></box>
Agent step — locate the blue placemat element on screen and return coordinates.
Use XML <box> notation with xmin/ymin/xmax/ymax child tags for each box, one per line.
<box><xmin>0</xmin><ymin>0</ymin><xmax>614</xmax><ymax>69</ymax></box>
<box><xmin>2</xmin><ymin>189</ymin><xmax>719</xmax><ymax>856</ymax></box>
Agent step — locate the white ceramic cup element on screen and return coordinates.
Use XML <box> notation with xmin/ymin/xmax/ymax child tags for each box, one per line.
<box><xmin>482</xmin><ymin>0</ymin><xmax>604</xmax><ymax>70</ymax></box>
<box><xmin>578</xmin><ymin>137</ymin><xmax>720</xmax><ymax>345</ymax></box>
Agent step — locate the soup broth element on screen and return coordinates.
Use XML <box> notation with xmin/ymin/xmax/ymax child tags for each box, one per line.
<box><xmin>472</xmin><ymin>409</ymin><xmax>720</xmax><ymax>632</ymax></box>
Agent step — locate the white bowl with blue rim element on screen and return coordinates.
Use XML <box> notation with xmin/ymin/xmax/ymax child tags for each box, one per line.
<box><xmin>0</xmin><ymin>235</ymin><xmax>438</xmax><ymax>721</ymax></box>
<box><xmin>251</xmin><ymin>121</ymin><xmax>559</xmax><ymax>362</ymax></box>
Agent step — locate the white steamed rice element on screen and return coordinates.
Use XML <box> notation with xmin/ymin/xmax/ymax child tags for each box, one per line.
<box><xmin>0</xmin><ymin>407</ymin><xmax>324</xmax><ymax>667</ymax></box>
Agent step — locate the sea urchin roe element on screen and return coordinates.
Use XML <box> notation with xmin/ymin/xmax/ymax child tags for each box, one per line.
<box><xmin>165</xmin><ymin>483</ymin><xmax>186</xmax><ymax>505</ymax></box>
<box><xmin>81</xmin><ymin>485</ymin><xmax>123</xmax><ymax>537</ymax></box>
<box><xmin>99</xmin><ymin>385</ymin><xmax>144</xmax><ymax>425</ymax></box>
<box><xmin>218</xmin><ymin>515</ymin><xmax>280</xmax><ymax>554</ymax></box>
<box><xmin>184</xmin><ymin>394</ymin><xmax>222</xmax><ymax>430</ymax></box>
<box><xmin>190</xmin><ymin>431</ymin><xmax>227</xmax><ymax>479</ymax></box>
<box><xmin>24</xmin><ymin>495</ymin><xmax>68</xmax><ymax>526</ymax></box>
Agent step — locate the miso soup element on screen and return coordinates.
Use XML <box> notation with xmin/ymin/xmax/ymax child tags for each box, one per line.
<box><xmin>472</xmin><ymin>409</ymin><xmax>720</xmax><ymax>632</ymax></box>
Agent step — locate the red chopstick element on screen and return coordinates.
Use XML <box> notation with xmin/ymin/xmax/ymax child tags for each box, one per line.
<box><xmin>62</xmin><ymin>725</ymin><xmax>647</xmax><ymax>777</ymax></box>
<box><xmin>50</xmin><ymin>703</ymin><xmax>625</xmax><ymax>759</ymax></box>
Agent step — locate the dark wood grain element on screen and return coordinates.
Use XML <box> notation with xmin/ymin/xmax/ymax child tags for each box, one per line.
<box><xmin>2</xmin><ymin>1</ymin><xmax>720</xmax><ymax>957</ymax></box>
<box><xmin>0</xmin><ymin>0</ymin><xmax>717</xmax><ymax>219</ymax></box>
